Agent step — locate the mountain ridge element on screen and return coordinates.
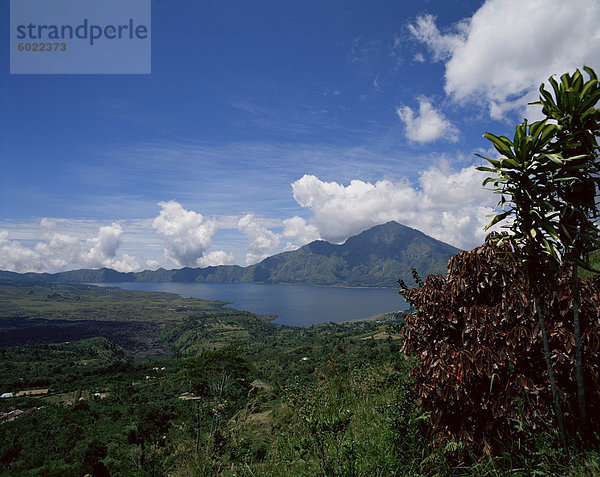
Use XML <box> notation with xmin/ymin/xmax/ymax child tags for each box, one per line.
<box><xmin>0</xmin><ymin>221</ymin><xmax>461</xmax><ymax>288</ymax></box>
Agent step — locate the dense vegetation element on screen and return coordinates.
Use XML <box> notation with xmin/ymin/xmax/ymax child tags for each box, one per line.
<box><xmin>1</xmin><ymin>277</ymin><xmax>599</xmax><ymax>476</ymax></box>
<box><xmin>0</xmin><ymin>222</ymin><xmax>458</xmax><ymax>288</ymax></box>
<box><xmin>0</xmin><ymin>282</ymin><xmax>414</xmax><ymax>476</ymax></box>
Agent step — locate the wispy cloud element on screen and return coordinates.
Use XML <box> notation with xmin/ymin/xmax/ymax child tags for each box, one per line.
<box><xmin>65</xmin><ymin>139</ymin><xmax>432</xmax><ymax>219</ymax></box>
<box><xmin>347</xmin><ymin>37</ymin><xmax>383</xmax><ymax>64</ymax></box>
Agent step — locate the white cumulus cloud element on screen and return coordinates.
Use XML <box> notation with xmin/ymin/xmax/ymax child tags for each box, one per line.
<box><xmin>409</xmin><ymin>0</ymin><xmax>600</xmax><ymax>119</ymax></box>
<box><xmin>0</xmin><ymin>231</ymin><xmax>45</xmax><ymax>273</ymax></box>
<box><xmin>83</xmin><ymin>223</ymin><xmax>122</xmax><ymax>264</ymax></box>
<box><xmin>291</xmin><ymin>165</ymin><xmax>496</xmax><ymax>249</ymax></box>
<box><xmin>152</xmin><ymin>200</ymin><xmax>218</xmax><ymax>268</ymax></box>
<box><xmin>397</xmin><ymin>97</ymin><xmax>459</xmax><ymax>143</ymax></box>
<box><xmin>0</xmin><ymin>223</ymin><xmax>141</xmax><ymax>273</ymax></box>
<box><xmin>237</xmin><ymin>214</ymin><xmax>281</xmax><ymax>265</ymax></box>
<box><xmin>282</xmin><ymin>216</ymin><xmax>321</xmax><ymax>251</ymax></box>
<box><xmin>198</xmin><ymin>250</ymin><xmax>235</xmax><ymax>267</ymax></box>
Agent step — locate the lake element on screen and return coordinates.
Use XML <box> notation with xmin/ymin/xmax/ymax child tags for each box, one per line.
<box><xmin>97</xmin><ymin>282</ymin><xmax>407</xmax><ymax>327</ymax></box>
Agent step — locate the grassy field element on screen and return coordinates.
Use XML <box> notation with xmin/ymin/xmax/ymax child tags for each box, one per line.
<box><xmin>0</xmin><ymin>282</ymin><xmax>227</xmax><ymax>323</ymax></box>
<box><xmin>0</xmin><ymin>282</ymin><xmax>275</xmax><ymax>358</ymax></box>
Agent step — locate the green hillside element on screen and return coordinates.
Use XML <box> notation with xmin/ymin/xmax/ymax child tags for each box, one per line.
<box><xmin>252</xmin><ymin>221</ymin><xmax>459</xmax><ymax>286</ymax></box>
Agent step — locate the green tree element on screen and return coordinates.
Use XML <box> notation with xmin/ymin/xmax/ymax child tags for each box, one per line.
<box><xmin>179</xmin><ymin>342</ymin><xmax>252</xmax><ymax>401</ymax></box>
<box><xmin>477</xmin><ymin>118</ymin><xmax>567</xmax><ymax>441</ymax></box>
<box><xmin>477</xmin><ymin>66</ymin><xmax>600</xmax><ymax>441</ymax></box>
<box><xmin>179</xmin><ymin>342</ymin><xmax>253</xmax><ymax>456</ymax></box>
<box><xmin>530</xmin><ymin>67</ymin><xmax>600</xmax><ymax>426</ymax></box>
<box><xmin>130</xmin><ymin>400</ymin><xmax>176</xmax><ymax>474</ymax></box>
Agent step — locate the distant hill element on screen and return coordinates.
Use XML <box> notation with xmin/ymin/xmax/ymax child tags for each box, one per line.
<box><xmin>0</xmin><ymin>221</ymin><xmax>460</xmax><ymax>288</ymax></box>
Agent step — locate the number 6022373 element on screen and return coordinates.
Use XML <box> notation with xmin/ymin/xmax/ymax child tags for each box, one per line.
<box><xmin>17</xmin><ymin>42</ymin><xmax>67</xmax><ymax>52</ymax></box>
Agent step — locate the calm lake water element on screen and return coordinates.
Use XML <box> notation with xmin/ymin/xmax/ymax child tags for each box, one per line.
<box><xmin>97</xmin><ymin>282</ymin><xmax>407</xmax><ymax>327</ymax></box>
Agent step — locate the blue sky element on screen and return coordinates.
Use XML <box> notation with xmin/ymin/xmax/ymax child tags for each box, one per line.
<box><xmin>2</xmin><ymin>0</ymin><xmax>600</xmax><ymax>272</ymax></box>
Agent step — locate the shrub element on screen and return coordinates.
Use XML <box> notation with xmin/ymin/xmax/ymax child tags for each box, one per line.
<box><xmin>401</xmin><ymin>237</ymin><xmax>600</xmax><ymax>453</ymax></box>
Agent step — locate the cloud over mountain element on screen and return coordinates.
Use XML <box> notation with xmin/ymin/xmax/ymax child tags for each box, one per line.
<box><xmin>237</xmin><ymin>214</ymin><xmax>281</xmax><ymax>265</ymax></box>
<box><xmin>282</xmin><ymin>216</ymin><xmax>321</xmax><ymax>250</ymax></box>
<box><xmin>197</xmin><ymin>250</ymin><xmax>235</xmax><ymax>267</ymax></box>
<box><xmin>291</xmin><ymin>164</ymin><xmax>495</xmax><ymax>249</ymax></box>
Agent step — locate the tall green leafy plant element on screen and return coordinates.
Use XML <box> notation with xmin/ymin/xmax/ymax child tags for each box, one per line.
<box><xmin>476</xmin><ymin>119</ymin><xmax>567</xmax><ymax>441</ymax></box>
<box><xmin>531</xmin><ymin>67</ymin><xmax>600</xmax><ymax>426</ymax></box>
<box><xmin>477</xmin><ymin>66</ymin><xmax>600</xmax><ymax>440</ymax></box>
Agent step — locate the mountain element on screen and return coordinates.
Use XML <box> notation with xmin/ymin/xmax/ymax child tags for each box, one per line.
<box><xmin>0</xmin><ymin>222</ymin><xmax>460</xmax><ymax>288</ymax></box>
<box><xmin>249</xmin><ymin>221</ymin><xmax>460</xmax><ymax>287</ymax></box>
